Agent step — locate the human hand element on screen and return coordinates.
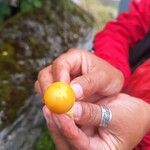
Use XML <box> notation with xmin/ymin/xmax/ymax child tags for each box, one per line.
<box><xmin>35</xmin><ymin>49</ymin><xmax>124</xmax><ymax>100</ymax></box>
<box><xmin>35</xmin><ymin>49</ymin><xmax>124</xmax><ymax>150</ymax></box>
<box><xmin>43</xmin><ymin>94</ymin><xmax>150</xmax><ymax>150</ymax></box>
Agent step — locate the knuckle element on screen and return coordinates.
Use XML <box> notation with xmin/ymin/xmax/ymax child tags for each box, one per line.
<box><xmin>82</xmin><ymin>76</ymin><xmax>93</xmax><ymax>87</ymax></box>
<box><xmin>47</xmin><ymin>125</ymin><xmax>61</xmax><ymax>138</ymax></box>
<box><xmin>68</xmin><ymin>48</ymin><xmax>76</xmax><ymax>52</ymax></box>
<box><xmin>34</xmin><ymin>80</ymin><xmax>38</xmax><ymax>89</ymax></box>
<box><xmin>118</xmin><ymin>93</ymin><xmax>125</xmax><ymax>98</ymax></box>
<box><xmin>52</xmin><ymin>60</ymin><xmax>65</xmax><ymax>71</ymax></box>
<box><xmin>68</xmin><ymin>48</ymin><xmax>78</xmax><ymax>52</ymax></box>
<box><xmin>52</xmin><ymin>58</ymin><xmax>59</xmax><ymax>66</ymax></box>
<box><xmin>38</xmin><ymin>68</ymin><xmax>50</xmax><ymax>82</ymax></box>
<box><xmin>117</xmin><ymin>93</ymin><xmax>129</xmax><ymax>100</ymax></box>
<box><xmin>81</xmin><ymin>76</ymin><xmax>95</xmax><ymax>97</ymax></box>
<box><xmin>52</xmin><ymin>55</ymin><xmax>65</xmax><ymax>66</ymax></box>
<box><xmin>47</xmin><ymin>125</ymin><xmax>55</xmax><ymax>133</ymax></box>
<box><xmin>68</xmin><ymin>48</ymin><xmax>82</xmax><ymax>54</ymax></box>
<box><xmin>87</xmin><ymin>104</ymin><xmax>96</xmax><ymax>122</ymax></box>
<box><xmin>62</xmin><ymin>125</ymin><xmax>78</xmax><ymax>140</ymax></box>
<box><xmin>81</xmin><ymin>103</ymin><xmax>95</xmax><ymax>124</ymax></box>
<box><xmin>81</xmin><ymin>102</ymin><xmax>100</xmax><ymax>126</ymax></box>
<box><xmin>38</xmin><ymin>69</ymin><xmax>45</xmax><ymax>80</ymax></box>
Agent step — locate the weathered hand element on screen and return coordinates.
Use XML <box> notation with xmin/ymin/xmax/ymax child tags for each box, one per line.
<box><xmin>34</xmin><ymin>49</ymin><xmax>129</xmax><ymax>150</ymax></box>
<box><xmin>43</xmin><ymin>94</ymin><xmax>150</xmax><ymax>150</ymax></box>
<box><xmin>35</xmin><ymin>49</ymin><xmax>124</xmax><ymax>100</ymax></box>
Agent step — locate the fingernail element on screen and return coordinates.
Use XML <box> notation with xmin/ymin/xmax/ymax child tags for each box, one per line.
<box><xmin>72</xmin><ymin>102</ymin><xmax>82</xmax><ymax>119</ymax></box>
<box><xmin>71</xmin><ymin>83</ymin><xmax>83</xmax><ymax>99</ymax></box>
<box><xmin>42</xmin><ymin>107</ymin><xmax>52</xmax><ymax>124</ymax></box>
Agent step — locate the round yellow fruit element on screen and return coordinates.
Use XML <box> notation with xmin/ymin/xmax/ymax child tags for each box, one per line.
<box><xmin>44</xmin><ymin>82</ymin><xmax>75</xmax><ymax>114</ymax></box>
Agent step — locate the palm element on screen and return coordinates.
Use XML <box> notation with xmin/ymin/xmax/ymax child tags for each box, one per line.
<box><xmin>49</xmin><ymin>123</ymin><xmax>118</xmax><ymax>150</ymax></box>
<box><xmin>48</xmin><ymin>94</ymin><xmax>121</xmax><ymax>150</ymax></box>
<box><xmin>47</xmin><ymin>94</ymin><xmax>149</xmax><ymax>150</ymax></box>
<box><xmin>80</xmin><ymin>126</ymin><xmax>120</xmax><ymax>149</ymax></box>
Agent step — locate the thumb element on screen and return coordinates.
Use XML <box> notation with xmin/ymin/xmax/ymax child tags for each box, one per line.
<box><xmin>71</xmin><ymin>72</ymin><xmax>110</xmax><ymax>100</ymax></box>
<box><xmin>72</xmin><ymin>102</ymin><xmax>102</xmax><ymax>126</ymax></box>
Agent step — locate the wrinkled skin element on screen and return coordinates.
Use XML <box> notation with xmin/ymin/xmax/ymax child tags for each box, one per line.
<box><xmin>35</xmin><ymin>49</ymin><xmax>124</xmax><ymax>98</ymax></box>
<box><xmin>42</xmin><ymin>94</ymin><xmax>150</xmax><ymax>150</ymax></box>
<box><xmin>35</xmin><ymin>49</ymin><xmax>150</xmax><ymax>150</ymax></box>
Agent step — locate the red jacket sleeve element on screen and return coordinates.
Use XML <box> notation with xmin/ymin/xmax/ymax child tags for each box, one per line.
<box><xmin>94</xmin><ymin>0</ymin><xmax>150</xmax><ymax>87</ymax></box>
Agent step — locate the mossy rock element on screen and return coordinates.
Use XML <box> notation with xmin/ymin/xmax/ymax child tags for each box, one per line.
<box><xmin>0</xmin><ymin>0</ymin><xmax>94</xmax><ymax>129</ymax></box>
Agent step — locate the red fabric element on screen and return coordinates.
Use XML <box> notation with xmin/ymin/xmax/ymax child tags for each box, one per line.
<box><xmin>94</xmin><ymin>0</ymin><xmax>150</xmax><ymax>87</ymax></box>
<box><xmin>126</xmin><ymin>59</ymin><xmax>150</xmax><ymax>149</ymax></box>
<box><xmin>126</xmin><ymin>59</ymin><xmax>150</xmax><ymax>103</ymax></box>
<box><xmin>93</xmin><ymin>0</ymin><xmax>150</xmax><ymax>149</ymax></box>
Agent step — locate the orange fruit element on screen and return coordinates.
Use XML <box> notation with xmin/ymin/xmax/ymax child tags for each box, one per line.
<box><xmin>44</xmin><ymin>82</ymin><xmax>75</xmax><ymax>114</ymax></box>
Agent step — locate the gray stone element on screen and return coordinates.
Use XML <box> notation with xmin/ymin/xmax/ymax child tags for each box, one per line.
<box><xmin>0</xmin><ymin>95</ymin><xmax>45</xmax><ymax>150</ymax></box>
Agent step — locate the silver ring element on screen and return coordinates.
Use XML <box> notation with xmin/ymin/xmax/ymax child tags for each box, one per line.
<box><xmin>100</xmin><ymin>105</ymin><xmax>112</xmax><ymax>127</ymax></box>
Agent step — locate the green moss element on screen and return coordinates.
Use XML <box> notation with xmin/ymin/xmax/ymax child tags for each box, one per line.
<box><xmin>0</xmin><ymin>0</ymin><xmax>94</xmax><ymax>129</ymax></box>
<box><xmin>28</xmin><ymin>37</ymin><xmax>38</xmax><ymax>45</ymax></box>
<box><xmin>79</xmin><ymin>0</ymin><xmax>115</xmax><ymax>30</ymax></box>
<box><xmin>35</xmin><ymin>128</ymin><xmax>55</xmax><ymax>150</ymax></box>
<box><xmin>20</xmin><ymin>0</ymin><xmax>43</xmax><ymax>13</ymax></box>
<box><xmin>0</xmin><ymin>3</ymin><xmax>11</xmax><ymax>24</ymax></box>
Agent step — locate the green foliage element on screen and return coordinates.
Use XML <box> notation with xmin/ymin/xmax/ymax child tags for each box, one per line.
<box><xmin>0</xmin><ymin>0</ymin><xmax>43</xmax><ymax>24</ymax></box>
<box><xmin>0</xmin><ymin>3</ymin><xmax>11</xmax><ymax>23</ymax></box>
<box><xmin>79</xmin><ymin>0</ymin><xmax>116</xmax><ymax>30</ymax></box>
<box><xmin>20</xmin><ymin>0</ymin><xmax>43</xmax><ymax>13</ymax></box>
<box><xmin>35</xmin><ymin>128</ymin><xmax>55</xmax><ymax>150</ymax></box>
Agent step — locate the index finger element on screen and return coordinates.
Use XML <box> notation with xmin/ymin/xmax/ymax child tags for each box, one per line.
<box><xmin>51</xmin><ymin>49</ymin><xmax>83</xmax><ymax>83</ymax></box>
<box><xmin>37</xmin><ymin>65</ymin><xmax>53</xmax><ymax>95</ymax></box>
